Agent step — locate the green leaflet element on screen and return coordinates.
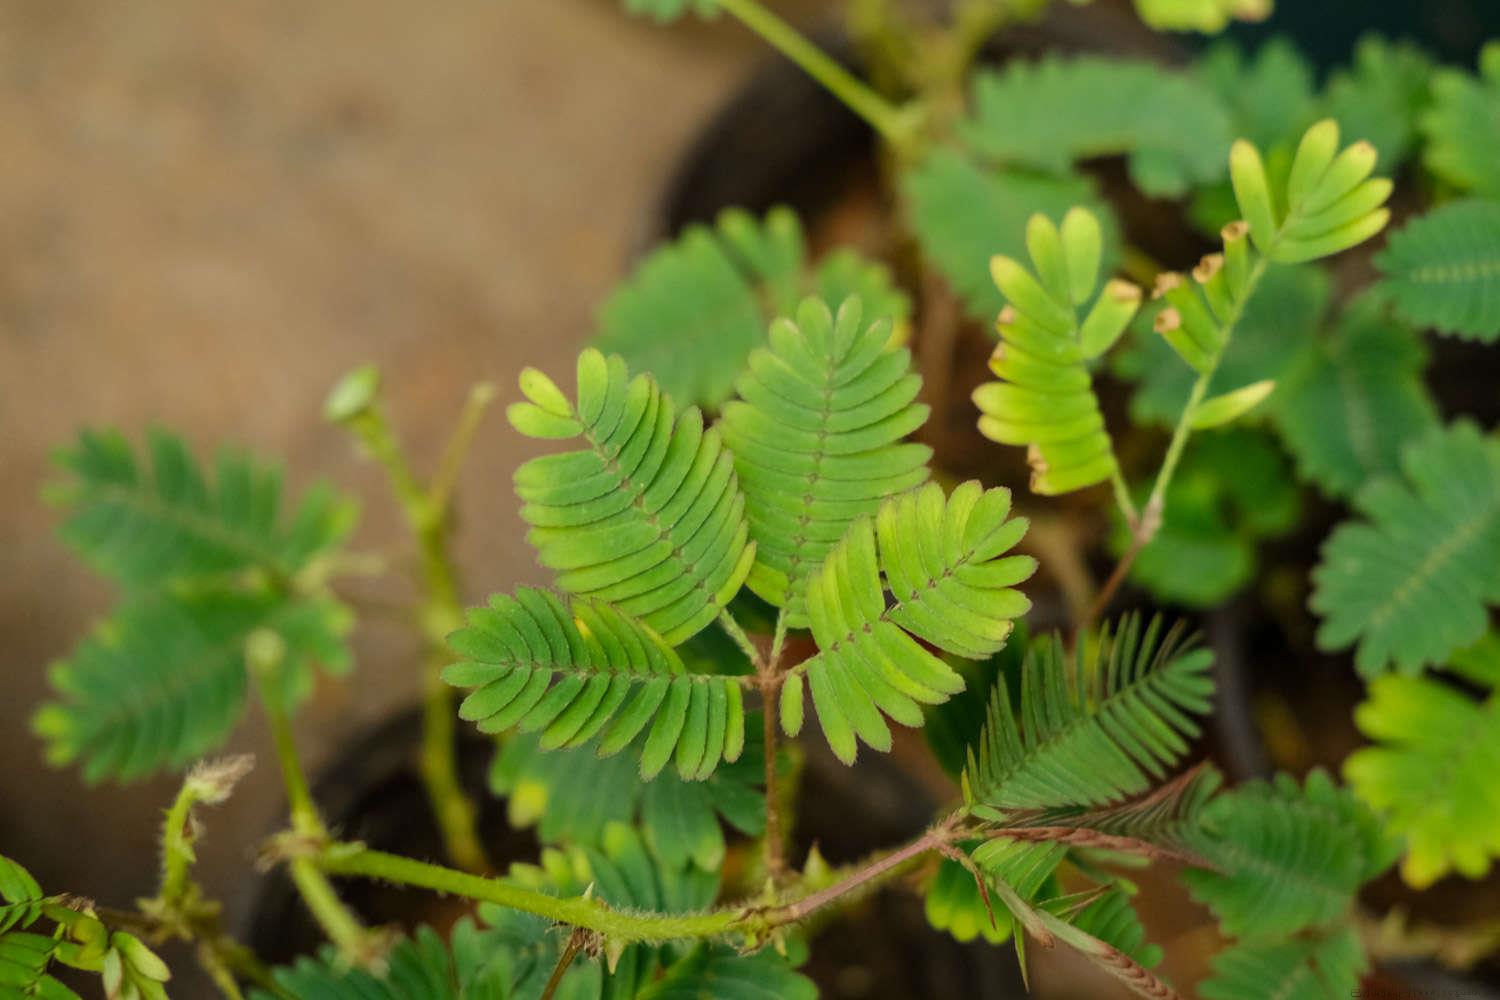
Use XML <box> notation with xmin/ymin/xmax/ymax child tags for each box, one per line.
<box><xmin>962</xmin><ymin>616</ymin><xmax>1214</xmax><ymax>816</ymax></box>
<box><xmin>1346</xmin><ymin>671</ymin><xmax>1500</xmax><ymax>888</ymax></box>
<box><xmin>1311</xmin><ymin>422</ymin><xmax>1500</xmax><ymax>676</ymax></box>
<box><xmin>1421</xmin><ymin>41</ymin><xmax>1500</xmax><ymax>197</ymax></box>
<box><xmin>721</xmin><ymin>295</ymin><xmax>930</xmax><ymax>624</ymax></box>
<box><xmin>1199</xmin><ymin>927</ymin><xmax>1365</xmax><ymax>1000</ymax></box>
<box><xmin>974</xmin><ymin>208</ymin><xmax>1139</xmax><ymax>495</ymax></box>
<box><xmin>787</xmin><ymin>480</ymin><xmax>1036</xmax><ymax>764</ymax></box>
<box><xmin>1131</xmin><ymin>0</ymin><xmax>1269</xmax><ymax>33</ymax></box>
<box><xmin>1183</xmin><ymin>769</ymin><xmax>1396</xmax><ymax>938</ymax></box>
<box><xmin>959</xmin><ymin>56</ymin><xmax>1232</xmax><ymax>198</ymax></box>
<box><xmin>491</xmin><ymin>723</ymin><xmax>767</xmax><ymax>871</ymax></box>
<box><xmin>1196</xmin><ymin>39</ymin><xmax>1316</xmax><ymax>152</ymax></box>
<box><xmin>509</xmin><ymin>349</ymin><xmax>756</xmax><ymax>646</ymax></box>
<box><xmin>1116</xmin><ymin>263</ymin><xmax>1332</xmax><ymax>427</ymax></box>
<box><xmin>33</xmin><ymin>587</ymin><xmax>351</xmax><ymax>783</ymax></box>
<box><xmin>903</xmin><ymin>150</ymin><xmax>1114</xmax><ymax>321</ymax></box>
<box><xmin>49</xmin><ymin>428</ymin><xmax>356</xmax><ymax>590</ymax></box>
<box><xmin>593</xmin><ymin>208</ymin><xmax>909</xmax><ymax>409</ymax></box>
<box><xmin>0</xmin><ymin>855</ymin><xmax>46</xmax><ymax>936</ymax></box>
<box><xmin>447</xmin><ymin>588</ymin><xmax>747</xmax><ymax>780</ymax></box>
<box><xmin>923</xmin><ymin>629</ymin><xmax>1029</xmax><ymax>779</ymax></box>
<box><xmin>1116</xmin><ymin>429</ymin><xmax>1298</xmax><ymax>607</ymax></box>
<box><xmin>254</xmin><ymin>825</ymin><xmax>757</xmax><ymax>1000</ymax></box>
<box><xmin>1377</xmin><ymin>199</ymin><xmax>1500</xmax><ymax>342</ymax></box>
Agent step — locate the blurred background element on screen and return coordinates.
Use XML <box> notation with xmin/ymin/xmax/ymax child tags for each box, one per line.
<box><xmin>2</xmin><ymin>0</ymin><xmax>1496</xmax><ymax>997</ymax></box>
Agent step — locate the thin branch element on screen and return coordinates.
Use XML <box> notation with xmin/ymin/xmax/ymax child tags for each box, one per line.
<box><xmin>429</xmin><ymin>382</ymin><xmax>498</xmax><ymax>517</ymax></box>
<box><xmin>992</xmin><ymin>826</ymin><xmax>1208</xmax><ymax>867</ymax></box>
<box><xmin>761</xmin><ymin>675</ymin><xmax>787</xmax><ymax>882</ymax></box>
<box><xmin>540</xmin><ymin>929</ymin><xmax>587</xmax><ymax>1000</ymax></box>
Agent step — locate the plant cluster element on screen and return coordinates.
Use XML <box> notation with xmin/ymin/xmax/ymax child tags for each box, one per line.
<box><xmin>9</xmin><ymin>1</ymin><xmax>1500</xmax><ymax>998</ymax></box>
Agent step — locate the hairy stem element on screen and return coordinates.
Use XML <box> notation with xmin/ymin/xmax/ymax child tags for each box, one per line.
<box><xmin>157</xmin><ymin>781</ymin><xmax>200</xmax><ymax>907</ymax></box>
<box><xmin>251</xmin><ymin>654</ymin><xmax>375</xmax><ymax>962</ymax></box>
<box><xmin>1085</xmin><ymin>258</ymin><xmax>1270</xmax><ymax>628</ymax></box>
<box><xmin>343</xmin><ymin>389</ymin><xmax>490</xmax><ymax>874</ymax></box>
<box><xmin>715</xmin><ymin>0</ymin><xmax>915</xmax><ymax>147</ymax></box>
<box><xmin>316</xmin><ymin>817</ymin><xmax>955</xmax><ymax>945</ymax></box>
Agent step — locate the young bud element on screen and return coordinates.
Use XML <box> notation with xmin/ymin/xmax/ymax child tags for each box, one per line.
<box><xmin>1154</xmin><ymin>307</ymin><xmax>1213</xmax><ymax>372</ymax></box>
<box><xmin>1221</xmin><ymin>221</ymin><xmax>1252</xmax><ymax>301</ymax></box>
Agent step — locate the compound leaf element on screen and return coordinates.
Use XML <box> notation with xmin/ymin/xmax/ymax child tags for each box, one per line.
<box><xmin>960</xmin><ymin>57</ymin><xmax>1232</xmax><ymax>198</ymax></box>
<box><xmin>1183</xmin><ymin>769</ymin><xmax>1396</xmax><ymax>938</ymax></box>
<box><xmin>1311</xmin><ymin>421</ymin><xmax>1500</xmax><ymax>676</ymax></box>
<box><xmin>721</xmin><ymin>295</ymin><xmax>930</xmax><ymax>624</ymax></box>
<box><xmin>510</xmin><ymin>351</ymin><xmax>756</xmax><ymax>646</ymax></box>
<box><xmin>789</xmin><ymin>481</ymin><xmax>1035</xmax><ymax>763</ymax></box>
<box><xmin>1421</xmin><ymin>41</ymin><xmax>1500</xmax><ymax>197</ymax></box>
<box><xmin>1345</xmin><ymin>672</ymin><xmax>1500</xmax><ymax>888</ymax></box>
<box><xmin>904</xmin><ymin>150</ymin><xmax>1112</xmax><ymax>321</ymax></box>
<box><xmin>1199</xmin><ymin>926</ymin><xmax>1365</xmax><ymax>1000</ymax></box>
<box><xmin>1376</xmin><ymin>199</ymin><xmax>1500</xmax><ymax>342</ymax></box>
<box><xmin>49</xmin><ymin>429</ymin><xmax>355</xmax><ymax>590</ymax></box>
<box><xmin>1321</xmin><ymin>35</ymin><xmax>1434</xmax><ymax>172</ymax></box>
<box><xmin>447</xmin><ymin>588</ymin><xmax>747</xmax><ymax>780</ymax></box>
<box><xmin>963</xmin><ymin>615</ymin><xmax>1214</xmax><ymax>816</ymax></box>
<box><xmin>34</xmin><ymin>588</ymin><xmax>350</xmax><ymax>783</ymax></box>
<box><xmin>636</xmin><ymin>944</ymin><xmax>817</xmax><ymax>1000</ymax></box>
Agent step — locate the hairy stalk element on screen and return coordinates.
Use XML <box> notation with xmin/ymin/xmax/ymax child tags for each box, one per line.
<box><xmin>250</xmin><ymin>642</ymin><xmax>377</xmax><ymax>963</ymax></box>
<box><xmin>340</xmin><ymin>382</ymin><xmax>492</xmax><ymax>874</ymax></box>
<box><xmin>316</xmin><ymin>817</ymin><xmax>956</xmax><ymax>946</ymax></box>
<box><xmin>715</xmin><ymin>0</ymin><xmax>917</xmax><ymax>148</ymax></box>
<box><xmin>157</xmin><ymin>780</ymin><xmax>201</xmax><ymax>908</ymax></box>
<box><xmin>1085</xmin><ymin>258</ymin><xmax>1270</xmax><ymax>628</ymax></box>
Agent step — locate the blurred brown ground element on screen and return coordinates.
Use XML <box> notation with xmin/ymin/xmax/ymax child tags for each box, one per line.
<box><xmin>0</xmin><ymin>0</ymin><xmax>799</xmax><ymax>975</ymax></box>
<box><xmin>0</xmin><ymin>2</ymin><xmax>1183</xmax><ymax>997</ymax></box>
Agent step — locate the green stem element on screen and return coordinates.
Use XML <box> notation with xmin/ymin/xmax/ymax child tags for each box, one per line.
<box><xmin>157</xmin><ymin>782</ymin><xmax>199</xmax><ymax>906</ymax></box>
<box><xmin>344</xmin><ymin>391</ymin><xmax>490</xmax><ymax>874</ymax></box>
<box><xmin>1109</xmin><ymin>468</ymin><xmax>1139</xmax><ymax>530</ymax></box>
<box><xmin>288</xmin><ymin>859</ymin><xmax>373</xmax><ymax>960</ymax></box>
<box><xmin>317</xmin><ymin>819</ymin><xmax>955</xmax><ymax>945</ymax></box>
<box><xmin>717</xmin><ymin>609</ymin><xmax>763</xmax><ymax>670</ymax></box>
<box><xmin>715</xmin><ymin>0</ymin><xmax>915</xmax><ymax>146</ymax></box>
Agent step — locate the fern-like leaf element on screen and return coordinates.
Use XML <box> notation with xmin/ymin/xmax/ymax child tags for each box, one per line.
<box><xmin>1421</xmin><ymin>41</ymin><xmax>1500</xmax><ymax>197</ymax></box>
<box><xmin>0</xmin><ymin>856</ymin><xmax>46</xmax><ymax>936</ymax></box>
<box><xmin>49</xmin><ymin>429</ymin><xmax>355</xmax><ymax>590</ymax></box>
<box><xmin>1321</xmin><ymin>35</ymin><xmax>1434</xmax><ymax>172</ymax></box>
<box><xmin>508</xmin><ymin>350</ymin><xmax>756</xmax><ymax>646</ymax></box>
<box><xmin>1183</xmin><ymin>769</ymin><xmax>1396</xmax><ymax>937</ymax></box>
<box><xmin>781</xmin><ymin>481</ymin><xmax>1035</xmax><ymax>763</ymax></box>
<box><xmin>1199</xmin><ymin>926</ymin><xmax>1364</xmax><ymax>1000</ymax></box>
<box><xmin>1311</xmin><ymin>421</ymin><xmax>1500</xmax><ymax>676</ymax></box>
<box><xmin>636</xmin><ymin>944</ymin><xmax>817</xmax><ymax>1000</ymax></box>
<box><xmin>973</xmin><ymin>208</ymin><xmax>1140</xmax><ymax>495</ymax></box>
<box><xmin>593</xmin><ymin>208</ymin><xmax>909</xmax><ymax>410</ymax></box>
<box><xmin>959</xmin><ymin>57</ymin><xmax>1232</xmax><ymax>198</ymax></box>
<box><xmin>1377</xmin><ymin>199</ymin><xmax>1500</xmax><ymax>342</ymax></box>
<box><xmin>446</xmin><ymin>588</ymin><xmax>747</xmax><ymax>780</ymax></box>
<box><xmin>721</xmin><ymin>295</ymin><xmax>930</xmax><ymax>623</ymax></box>
<box><xmin>0</xmin><ymin>933</ymin><xmax>81</xmax><ymax>1000</ymax></box>
<box><xmin>1345</xmin><ymin>671</ymin><xmax>1500</xmax><ymax>888</ymax></box>
<box><xmin>1196</xmin><ymin>39</ymin><xmax>1316</xmax><ymax>152</ymax></box>
<box><xmin>1273</xmin><ymin>293</ymin><xmax>1438</xmax><ymax>497</ymax></box>
<box><xmin>34</xmin><ymin>588</ymin><xmax>350</xmax><ymax>782</ymax></box>
<box><xmin>963</xmin><ymin>616</ymin><xmax>1214</xmax><ymax>817</ymax></box>
<box><xmin>904</xmin><ymin>150</ymin><xmax>1112</xmax><ymax>321</ymax></box>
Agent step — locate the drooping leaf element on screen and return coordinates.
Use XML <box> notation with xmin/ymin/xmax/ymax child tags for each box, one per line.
<box><xmin>48</xmin><ymin>428</ymin><xmax>356</xmax><ymax>590</ymax></box>
<box><xmin>903</xmin><ymin>151</ymin><xmax>1112</xmax><ymax>321</ymax></box>
<box><xmin>1273</xmin><ymin>294</ymin><xmax>1438</xmax><ymax>497</ymax></box>
<box><xmin>1311</xmin><ymin>421</ymin><xmax>1500</xmax><ymax>676</ymax></box>
<box><xmin>962</xmin><ymin>615</ymin><xmax>1215</xmax><ymax>816</ymax></box>
<box><xmin>721</xmin><ymin>296</ymin><xmax>930</xmax><ymax>624</ymax></box>
<box><xmin>786</xmin><ymin>481</ymin><xmax>1035</xmax><ymax>763</ymax></box>
<box><xmin>1345</xmin><ymin>672</ymin><xmax>1500</xmax><ymax>888</ymax></box>
<box><xmin>973</xmin><ymin>208</ymin><xmax>1141</xmax><ymax>495</ymax></box>
<box><xmin>1421</xmin><ymin>41</ymin><xmax>1500</xmax><ymax>197</ymax></box>
<box><xmin>1183</xmin><ymin>770</ymin><xmax>1396</xmax><ymax>938</ymax></box>
<box><xmin>1199</xmin><ymin>926</ymin><xmax>1365</xmax><ymax>1000</ymax></box>
<box><xmin>447</xmin><ymin>588</ymin><xmax>748</xmax><ymax>780</ymax></box>
<box><xmin>1376</xmin><ymin>199</ymin><xmax>1500</xmax><ymax>342</ymax></box>
<box><xmin>960</xmin><ymin>57</ymin><xmax>1232</xmax><ymax>197</ymax></box>
<box><xmin>509</xmin><ymin>351</ymin><xmax>756</xmax><ymax>646</ymax></box>
<box><xmin>34</xmin><ymin>588</ymin><xmax>350</xmax><ymax>782</ymax></box>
